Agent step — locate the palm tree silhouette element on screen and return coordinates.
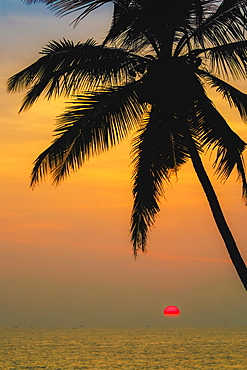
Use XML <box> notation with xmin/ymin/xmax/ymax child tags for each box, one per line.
<box><xmin>8</xmin><ymin>0</ymin><xmax>247</xmax><ymax>289</ymax></box>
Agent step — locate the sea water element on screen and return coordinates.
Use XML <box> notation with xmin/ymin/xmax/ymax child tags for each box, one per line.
<box><xmin>1</xmin><ymin>327</ymin><xmax>246</xmax><ymax>369</ymax></box>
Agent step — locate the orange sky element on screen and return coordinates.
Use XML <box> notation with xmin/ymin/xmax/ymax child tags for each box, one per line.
<box><xmin>1</xmin><ymin>1</ymin><xmax>247</xmax><ymax>327</ymax></box>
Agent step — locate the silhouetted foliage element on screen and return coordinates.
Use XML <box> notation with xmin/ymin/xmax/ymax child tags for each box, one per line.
<box><xmin>8</xmin><ymin>0</ymin><xmax>247</xmax><ymax>289</ymax></box>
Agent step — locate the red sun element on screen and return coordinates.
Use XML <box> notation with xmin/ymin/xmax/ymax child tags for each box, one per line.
<box><xmin>164</xmin><ymin>306</ymin><xmax>180</xmax><ymax>316</ymax></box>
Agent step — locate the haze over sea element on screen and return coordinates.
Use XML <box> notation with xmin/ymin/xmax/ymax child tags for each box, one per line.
<box><xmin>1</xmin><ymin>327</ymin><xmax>246</xmax><ymax>369</ymax></box>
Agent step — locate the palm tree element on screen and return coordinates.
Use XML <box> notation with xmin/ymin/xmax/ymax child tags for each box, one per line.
<box><xmin>8</xmin><ymin>0</ymin><xmax>247</xmax><ymax>289</ymax></box>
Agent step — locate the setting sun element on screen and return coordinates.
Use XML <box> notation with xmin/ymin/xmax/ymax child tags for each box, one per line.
<box><xmin>164</xmin><ymin>306</ymin><xmax>180</xmax><ymax>316</ymax></box>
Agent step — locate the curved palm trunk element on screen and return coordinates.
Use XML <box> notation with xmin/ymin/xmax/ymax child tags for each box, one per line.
<box><xmin>184</xmin><ymin>126</ymin><xmax>247</xmax><ymax>291</ymax></box>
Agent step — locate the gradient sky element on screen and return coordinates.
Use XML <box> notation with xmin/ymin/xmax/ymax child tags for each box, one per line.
<box><xmin>1</xmin><ymin>0</ymin><xmax>247</xmax><ymax>327</ymax></box>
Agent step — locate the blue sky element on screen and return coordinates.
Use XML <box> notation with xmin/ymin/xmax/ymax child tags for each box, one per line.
<box><xmin>0</xmin><ymin>0</ymin><xmax>111</xmax><ymax>49</ymax></box>
<box><xmin>0</xmin><ymin>0</ymin><xmax>56</xmax><ymax>18</ymax></box>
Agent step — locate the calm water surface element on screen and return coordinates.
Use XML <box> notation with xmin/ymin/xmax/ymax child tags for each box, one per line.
<box><xmin>1</xmin><ymin>327</ymin><xmax>246</xmax><ymax>369</ymax></box>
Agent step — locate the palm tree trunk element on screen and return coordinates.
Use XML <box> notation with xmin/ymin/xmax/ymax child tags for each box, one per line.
<box><xmin>184</xmin><ymin>126</ymin><xmax>247</xmax><ymax>291</ymax></box>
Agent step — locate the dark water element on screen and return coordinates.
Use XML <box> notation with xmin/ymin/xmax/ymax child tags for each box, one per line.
<box><xmin>1</xmin><ymin>327</ymin><xmax>246</xmax><ymax>369</ymax></box>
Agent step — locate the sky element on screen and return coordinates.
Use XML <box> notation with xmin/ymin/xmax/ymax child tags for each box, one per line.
<box><xmin>0</xmin><ymin>0</ymin><xmax>247</xmax><ymax>328</ymax></box>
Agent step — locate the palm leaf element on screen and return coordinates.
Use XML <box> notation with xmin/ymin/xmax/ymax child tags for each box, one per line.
<box><xmin>192</xmin><ymin>98</ymin><xmax>247</xmax><ymax>203</ymax></box>
<box><xmin>175</xmin><ymin>0</ymin><xmax>247</xmax><ymax>58</ymax></box>
<box><xmin>199</xmin><ymin>70</ymin><xmax>247</xmax><ymax>121</ymax></box>
<box><xmin>204</xmin><ymin>41</ymin><xmax>247</xmax><ymax>80</ymax></box>
<box><xmin>7</xmin><ymin>39</ymin><xmax>145</xmax><ymax>111</ymax></box>
<box><xmin>103</xmin><ymin>0</ymin><xmax>161</xmax><ymax>54</ymax></box>
<box><xmin>198</xmin><ymin>0</ymin><xmax>247</xmax><ymax>45</ymax></box>
<box><xmin>192</xmin><ymin>41</ymin><xmax>247</xmax><ymax>80</ymax></box>
<box><xmin>22</xmin><ymin>0</ymin><xmax>112</xmax><ymax>26</ymax></box>
<box><xmin>130</xmin><ymin>105</ymin><xmax>189</xmax><ymax>254</ymax></box>
<box><xmin>104</xmin><ymin>0</ymin><xmax>213</xmax><ymax>55</ymax></box>
<box><xmin>31</xmin><ymin>82</ymin><xmax>145</xmax><ymax>186</ymax></box>
<box><xmin>103</xmin><ymin>8</ymin><xmax>153</xmax><ymax>53</ymax></box>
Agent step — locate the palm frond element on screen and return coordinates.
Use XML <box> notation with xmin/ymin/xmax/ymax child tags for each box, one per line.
<box><xmin>7</xmin><ymin>39</ymin><xmax>145</xmax><ymax>111</ymax></box>
<box><xmin>130</xmin><ymin>106</ymin><xmax>189</xmax><ymax>255</ymax></box>
<box><xmin>31</xmin><ymin>82</ymin><xmax>145</xmax><ymax>186</ymax></box>
<box><xmin>201</xmin><ymin>0</ymin><xmax>247</xmax><ymax>42</ymax></box>
<box><xmin>203</xmin><ymin>41</ymin><xmax>247</xmax><ymax>80</ymax></box>
<box><xmin>175</xmin><ymin>0</ymin><xmax>247</xmax><ymax>58</ymax></box>
<box><xmin>199</xmin><ymin>70</ymin><xmax>247</xmax><ymax>121</ymax></box>
<box><xmin>103</xmin><ymin>1</ymin><xmax>161</xmax><ymax>54</ymax></box>
<box><xmin>104</xmin><ymin>0</ymin><xmax>215</xmax><ymax>55</ymax></box>
<box><xmin>22</xmin><ymin>0</ymin><xmax>112</xmax><ymax>26</ymax></box>
<box><xmin>193</xmin><ymin>98</ymin><xmax>247</xmax><ymax>203</ymax></box>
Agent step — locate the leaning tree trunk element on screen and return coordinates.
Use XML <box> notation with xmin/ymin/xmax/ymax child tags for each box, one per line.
<box><xmin>184</xmin><ymin>126</ymin><xmax>247</xmax><ymax>291</ymax></box>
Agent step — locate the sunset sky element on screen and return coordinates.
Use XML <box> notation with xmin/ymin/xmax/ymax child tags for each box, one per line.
<box><xmin>1</xmin><ymin>0</ymin><xmax>247</xmax><ymax>327</ymax></box>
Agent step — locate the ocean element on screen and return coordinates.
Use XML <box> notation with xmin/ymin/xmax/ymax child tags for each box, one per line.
<box><xmin>1</xmin><ymin>327</ymin><xmax>246</xmax><ymax>369</ymax></box>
